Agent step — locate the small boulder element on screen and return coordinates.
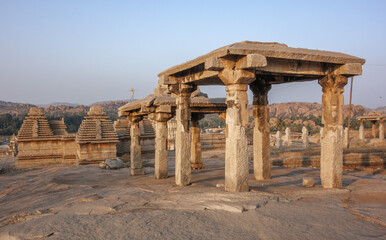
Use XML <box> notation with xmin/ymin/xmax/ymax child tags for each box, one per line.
<box><xmin>302</xmin><ymin>177</ymin><xmax>315</xmax><ymax>188</ymax></box>
<box><xmin>100</xmin><ymin>159</ymin><xmax>124</xmax><ymax>170</ymax></box>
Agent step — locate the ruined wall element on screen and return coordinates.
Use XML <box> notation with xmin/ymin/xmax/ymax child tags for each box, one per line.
<box><xmin>76</xmin><ymin>142</ymin><xmax>117</xmax><ymax>165</ymax></box>
<box><xmin>16</xmin><ymin>138</ymin><xmax>77</xmax><ymax>168</ymax></box>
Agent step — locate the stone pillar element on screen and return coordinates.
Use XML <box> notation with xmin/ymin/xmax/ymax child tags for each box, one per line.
<box><xmin>191</xmin><ymin>113</ymin><xmax>205</xmax><ymax>170</ymax></box>
<box><xmin>284</xmin><ymin>127</ymin><xmax>292</xmax><ymax>146</ymax></box>
<box><xmin>319</xmin><ymin>74</ymin><xmax>347</xmax><ymax>188</ymax></box>
<box><xmin>344</xmin><ymin>127</ymin><xmax>349</xmax><ymax>147</ymax></box>
<box><xmin>379</xmin><ymin>119</ymin><xmax>384</xmax><ymax>140</ymax></box>
<box><xmin>223</xmin><ymin>84</ymin><xmax>250</xmax><ymax>191</ymax></box>
<box><xmin>372</xmin><ymin>121</ymin><xmax>377</xmax><ymax>138</ymax></box>
<box><xmin>218</xmin><ymin>57</ymin><xmax>255</xmax><ymax>192</ymax></box>
<box><xmin>359</xmin><ymin>121</ymin><xmax>365</xmax><ymax>141</ymax></box>
<box><xmin>168</xmin><ymin>83</ymin><xmax>196</xmax><ymax>186</ymax></box>
<box><xmin>129</xmin><ymin>115</ymin><xmax>145</xmax><ymax>176</ymax></box>
<box><xmin>149</xmin><ymin>112</ymin><xmax>173</xmax><ymax>179</ymax></box>
<box><xmin>302</xmin><ymin>126</ymin><xmax>309</xmax><ymax>148</ymax></box>
<box><xmin>250</xmin><ymin>79</ymin><xmax>271</xmax><ymax>180</ymax></box>
<box><xmin>276</xmin><ymin>131</ymin><xmax>282</xmax><ymax>148</ymax></box>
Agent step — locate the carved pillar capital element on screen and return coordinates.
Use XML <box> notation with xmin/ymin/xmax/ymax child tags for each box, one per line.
<box><xmin>318</xmin><ymin>74</ymin><xmax>348</xmax><ymax>92</ymax></box>
<box><xmin>127</xmin><ymin>114</ymin><xmax>143</xmax><ymax>124</ymax></box>
<box><xmin>318</xmin><ymin>74</ymin><xmax>348</xmax><ymax>131</ymax></box>
<box><xmin>168</xmin><ymin>83</ymin><xmax>197</xmax><ymax>97</ymax></box>
<box><xmin>191</xmin><ymin>113</ymin><xmax>205</xmax><ymax>122</ymax></box>
<box><xmin>249</xmin><ymin>77</ymin><xmax>272</xmax><ymax>106</ymax></box>
<box><xmin>218</xmin><ymin>57</ymin><xmax>255</xmax><ymax>85</ymax></box>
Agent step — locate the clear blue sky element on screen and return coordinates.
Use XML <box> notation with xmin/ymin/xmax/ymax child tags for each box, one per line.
<box><xmin>0</xmin><ymin>0</ymin><xmax>385</xmax><ymax>108</ymax></box>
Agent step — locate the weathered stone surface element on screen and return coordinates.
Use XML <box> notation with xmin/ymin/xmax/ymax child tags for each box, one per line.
<box><xmin>302</xmin><ymin>177</ymin><xmax>315</xmax><ymax>188</ymax></box>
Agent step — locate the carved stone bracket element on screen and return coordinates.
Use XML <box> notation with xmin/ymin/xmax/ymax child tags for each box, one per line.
<box><xmin>127</xmin><ymin>114</ymin><xmax>143</xmax><ymax>124</ymax></box>
<box><xmin>218</xmin><ymin>57</ymin><xmax>255</xmax><ymax>85</ymax></box>
<box><xmin>148</xmin><ymin>112</ymin><xmax>173</xmax><ymax>123</ymax></box>
<box><xmin>249</xmin><ymin>77</ymin><xmax>272</xmax><ymax>106</ymax></box>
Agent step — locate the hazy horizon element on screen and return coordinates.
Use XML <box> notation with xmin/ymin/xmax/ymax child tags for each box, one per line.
<box><xmin>1</xmin><ymin>1</ymin><xmax>385</xmax><ymax>109</ymax></box>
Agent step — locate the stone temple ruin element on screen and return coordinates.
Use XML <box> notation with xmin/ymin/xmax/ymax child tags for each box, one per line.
<box><xmin>16</xmin><ymin>107</ymin><xmax>77</xmax><ymax>168</ymax></box>
<box><xmin>120</xmin><ymin>41</ymin><xmax>365</xmax><ymax>191</ymax></box>
<box><xmin>13</xmin><ymin>41</ymin><xmax>367</xmax><ymax>193</ymax></box>
<box><xmin>15</xmin><ymin>106</ymin><xmax>155</xmax><ymax>168</ymax></box>
<box><xmin>75</xmin><ymin>106</ymin><xmax>119</xmax><ymax>164</ymax></box>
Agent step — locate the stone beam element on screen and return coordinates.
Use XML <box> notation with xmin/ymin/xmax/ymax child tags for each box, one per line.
<box><xmin>205</xmin><ymin>57</ymin><xmax>224</xmax><ymax>71</ymax></box>
<box><xmin>319</xmin><ymin>73</ymin><xmax>348</xmax><ymax>188</ymax></box>
<box><xmin>128</xmin><ymin>114</ymin><xmax>145</xmax><ymax>176</ymax></box>
<box><xmin>169</xmin><ymin>70</ymin><xmax>220</xmax><ymax>85</ymax></box>
<box><xmin>250</xmin><ymin>78</ymin><xmax>271</xmax><ymax>180</ymax></box>
<box><xmin>168</xmin><ymin>83</ymin><xmax>197</xmax><ymax>186</ymax></box>
<box><xmin>149</xmin><ymin>112</ymin><xmax>173</xmax><ymax>179</ymax></box>
<box><xmin>256</xmin><ymin>58</ymin><xmax>327</xmax><ymax>76</ymax></box>
<box><xmin>333</xmin><ymin>63</ymin><xmax>362</xmax><ymax>76</ymax></box>
<box><xmin>235</xmin><ymin>54</ymin><xmax>267</xmax><ymax>69</ymax></box>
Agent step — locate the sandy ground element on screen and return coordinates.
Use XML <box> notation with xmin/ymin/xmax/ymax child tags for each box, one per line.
<box><xmin>0</xmin><ymin>149</ymin><xmax>385</xmax><ymax>240</ymax></box>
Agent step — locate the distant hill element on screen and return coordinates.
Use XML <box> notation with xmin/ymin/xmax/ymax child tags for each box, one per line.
<box><xmin>265</xmin><ymin>102</ymin><xmax>371</xmax><ymax>119</ymax></box>
<box><xmin>38</xmin><ymin>102</ymin><xmax>80</xmax><ymax>107</ymax></box>
<box><xmin>0</xmin><ymin>99</ymin><xmax>384</xmax><ymax>119</ymax></box>
<box><xmin>0</xmin><ymin>101</ymin><xmax>37</xmax><ymax>116</ymax></box>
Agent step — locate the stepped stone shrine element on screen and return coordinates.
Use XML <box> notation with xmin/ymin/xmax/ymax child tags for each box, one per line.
<box><xmin>122</xmin><ymin>41</ymin><xmax>365</xmax><ymax>191</ymax></box>
<box><xmin>16</xmin><ymin>107</ymin><xmax>77</xmax><ymax>168</ymax></box>
<box><xmin>76</xmin><ymin>106</ymin><xmax>119</xmax><ymax>165</ymax></box>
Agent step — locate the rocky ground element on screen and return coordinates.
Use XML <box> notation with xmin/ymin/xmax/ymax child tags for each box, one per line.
<box><xmin>0</xmin><ymin>150</ymin><xmax>385</xmax><ymax>240</ymax></box>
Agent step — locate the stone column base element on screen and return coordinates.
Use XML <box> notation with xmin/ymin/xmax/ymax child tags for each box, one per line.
<box><xmin>191</xmin><ymin>163</ymin><xmax>205</xmax><ymax>170</ymax></box>
<box><xmin>130</xmin><ymin>168</ymin><xmax>145</xmax><ymax>176</ymax></box>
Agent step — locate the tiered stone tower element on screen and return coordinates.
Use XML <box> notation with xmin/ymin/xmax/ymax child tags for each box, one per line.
<box><xmin>76</xmin><ymin>106</ymin><xmax>119</xmax><ymax>164</ymax></box>
<box><xmin>49</xmin><ymin>118</ymin><xmax>68</xmax><ymax>136</ymax></box>
<box><xmin>18</xmin><ymin>107</ymin><xmax>54</xmax><ymax>139</ymax></box>
<box><xmin>16</xmin><ymin>107</ymin><xmax>77</xmax><ymax>168</ymax></box>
